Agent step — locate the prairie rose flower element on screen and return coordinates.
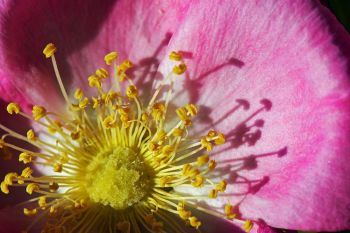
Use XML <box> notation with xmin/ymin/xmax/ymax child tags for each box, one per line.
<box><xmin>0</xmin><ymin>0</ymin><xmax>350</xmax><ymax>233</ymax></box>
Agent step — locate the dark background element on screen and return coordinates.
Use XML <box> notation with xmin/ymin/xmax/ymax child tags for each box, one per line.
<box><xmin>323</xmin><ymin>0</ymin><xmax>350</xmax><ymax>32</ymax></box>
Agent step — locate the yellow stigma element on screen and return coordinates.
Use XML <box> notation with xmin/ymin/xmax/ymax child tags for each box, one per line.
<box><xmin>85</xmin><ymin>147</ymin><xmax>151</xmax><ymax>209</ymax></box>
<box><xmin>0</xmin><ymin>46</ymin><xmax>262</xmax><ymax>233</ymax></box>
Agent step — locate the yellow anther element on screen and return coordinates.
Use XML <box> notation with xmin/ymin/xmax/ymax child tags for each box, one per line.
<box><xmin>177</xmin><ymin>202</ymin><xmax>185</xmax><ymax>211</ymax></box>
<box><xmin>103</xmin><ymin>115</ymin><xmax>116</xmax><ymax>129</ymax></box>
<box><xmin>59</xmin><ymin>152</ymin><xmax>69</xmax><ymax>164</ymax></box>
<box><xmin>207</xmin><ymin>130</ymin><xmax>217</xmax><ymax>138</ymax></box>
<box><xmin>88</xmin><ymin>75</ymin><xmax>102</xmax><ymax>88</ymax></box>
<box><xmin>185</xmin><ymin>103</ymin><xmax>198</xmax><ymax>116</ymax></box>
<box><xmin>178</xmin><ymin>209</ymin><xmax>192</xmax><ymax>220</ymax></box>
<box><xmin>0</xmin><ymin>139</ymin><xmax>5</xmax><ymax>148</ymax></box>
<box><xmin>169</xmin><ymin>51</ymin><xmax>182</xmax><ymax>61</ymax></box>
<box><xmin>26</xmin><ymin>183</ymin><xmax>40</xmax><ymax>195</ymax></box>
<box><xmin>148</xmin><ymin>141</ymin><xmax>159</xmax><ymax>152</ymax></box>
<box><xmin>214</xmin><ymin>133</ymin><xmax>226</xmax><ymax>145</ymax></box>
<box><xmin>79</xmin><ymin>97</ymin><xmax>89</xmax><ymax>109</ymax></box>
<box><xmin>189</xmin><ymin>216</ymin><xmax>201</xmax><ymax>229</ymax></box>
<box><xmin>74</xmin><ymin>88</ymin><xmax>84</xmax><ymax>100</ymax></box>
<box><xmin>43</xmin><ymin>43</ymin><xmax>57</xmax><ymax>58</ymax></box>
<box><xmin>6</xmin><ymin>102</ymin><xmax>21</xmax><ymax>114</ymax></box>
<box><xmin>126</xmin><ymin>85</ymin><xmax>138</xmax><ymax>98</ymax></box>
<box><xmin>243</xmin><ymin>220</ymin><xmax>253</xmax><ymax>232</ymax></box>
<box><xmin>208</xmin><ymin>160</ymin><xmax>217</xmax><ymax>171</ymax></box>
<box><xmin>23</xmin><ymin>208</ymin><xmax>38</xmax><ymax>216</ymax></box>
<box><xmin>49</xmin><ymin>206</ymin><xmax>57</xmax><ymax>215</ymax></box>
<box><xmin>172</xmin><ymin>127</ymin><xmax>184</xmax><ymax>137</ymax></box>
<box><xmin>4</xmin><ymin>172</ymin><xmax>18</xmax><ymax>185</ymax></box>
<box><xmin>38</xmin><ymin>196</ymin><xmax>47</xmax><ymax>209</ymax></box>
<box><xmin>21</xmin><ymin>167</ymin><xmax>33</xmax><ymax>178</ymax></box>
<box><xmin>53</xmin><ymin>163</ymin><xmax>63</xmax><ymax>173</ymax></box>
<box><xmin>92</xmin><ymin>97</ymin><xmax>100</xmax><ymax>109</ymax></box>
<box><xmin>49</xmin><ymin>182</ymin><xmax>59</xmax><ymax>192</ymax></box>
<box><xmin>151</xmin><ymin>102</ymin><xmax>165</xmax><ymax>121</ymax></box>
<box><xmin>17</xmin><ymin>176</ymin><xmax>24</xmax><ymax>184</ymax></box>
<box><xmin>0</xmin><ymin>181</ymin><xmax>9</xmax><ymax>194</ymax></box>
<box><xmin>155</xmin><ymin>130</ymin><xmax>167</xmax><ymax>142</ymax></box>
<box><xmin>159</xmin><ymin>176</ymin><xmax>175</xmax><ymax>187</ymax></box>
<box><xmin>201</xmin><ymin>138</ymin><xmax>212</xmax><ymax>151</ymax></box>
<box><xmin>224</xmin><ymin>203</ymin><xmax>237</xmax><ymax>220</ymax></box>
<box><xmin>161</xmin><ymin>145</ymin><xmax>174</xmax><ymax>156</ymax></box>
<box><xmin>120</xmin><ymin>59</ymin><xmax>133</xmax><ymax>70</ymax></box>
<box><xmin>208</xmin><ymin>189</ymin><xmax>218</xmax><ymax>198</ymax></box>
<box><xmin>19</xmin><ymin>152</ymin><xmax>33</xmax><ymax>164</ymax></box>
<box><xmin>117</xmin><ymin>221</ymin><xmax>131</xmax><ymax>233</ymax></box>
<box><xmin>216</xmin><ymin>180</ymin><xmax>227</xmax><ymax>192</ymax></box>
<box><xmin>95</xmin><ymin>68</ymin><xmax>109</xmax><ymax>79</ymax></box>
<box><xmin>141</xmin><ymin>113</ymin><xmax>149</xmax><ymax>122</ymax></box>
<box><xmin>173</xmin><ymin>63</ymin><xmax>187</xmax><ymax>75</ymax></box>
<box><xmin>26</xmin><ymin>129</ymin><xmax>36</xmax><ymax>141</ymax></box>
<box><xmin>105</xmin><ymin>90</ymin><xmax>118</xmax><ymax>104</ymax></box>
<box><xmin>32</xmin><ymin>105</ymin><xmax>47</xmax><ymax>121</ymax></box>
<box><xmin>182</xmin><ymin>164</ymin><xmax>199</xmax><ymax>177</ymax></box>
<box><xmin>104</xmin><ymin>51</ymin><xmax>118</xmax><ymax>65</ymax></box>
<box><xmin>70</xmin><ymin>104</ymin><xmax>80</xmax><ymax>112</ymax></box>
<box><xmin>176</xmin><ymin>107</ymin><xmax>187</xmax><ymax>121</ymax></box>
<box><xmin>197</xmin><ymin>154</ymin><xmax>209</xmax><ymax>166</ymax></box>
<box><xmin>192</xmin><ymin>175</ymin><xmax>205</xmax><ymax>188</ymax></box>
<box><xmin>182</xmin><ymin>164</ymin><xmax>192</xmax><ymax>176</ymax></box>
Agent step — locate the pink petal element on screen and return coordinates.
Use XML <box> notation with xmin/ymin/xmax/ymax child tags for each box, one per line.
<box><xmin>161</xmin><ymin>0</ymin><xmax>350</xmax><ymax>231</ymax></box>
<box><xmin>0</xmin><ymin>0</ymin><xmax>191</xmax><ymax>102</ymax></box>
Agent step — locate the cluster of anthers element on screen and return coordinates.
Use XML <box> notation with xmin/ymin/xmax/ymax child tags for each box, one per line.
<box><xmin>0</xmin><ymin>43</ymin><xmax>254</xmax><ymax>233</ymax></box>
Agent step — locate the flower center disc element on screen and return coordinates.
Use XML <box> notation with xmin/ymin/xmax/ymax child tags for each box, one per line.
<box><xmin>84</xmin><ymin>147</ymin><xmax>152</xmax><ymax>210</ymax></box>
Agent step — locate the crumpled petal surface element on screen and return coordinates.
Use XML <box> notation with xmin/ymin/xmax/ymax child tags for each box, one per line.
<box><xmin>0</xmin><ymin>0</ymin><xmax>349</xmax><ymax>232</ymax></box>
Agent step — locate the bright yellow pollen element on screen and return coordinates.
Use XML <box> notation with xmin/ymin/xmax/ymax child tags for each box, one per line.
<box><xmin>85</xmin><ymin>147</ymin><xmax>151</xmax><ymax>210</ymax></box>
<box><xmin>43</xmin><ymin>43</ymin><xmax>57</xmax><ymax>58</ymax></box>
<box><xmin>0</xmin><ymin>47</ymin><xmax>258</xmax><ymax>233</ymax></box>
<box><xmin>6</xmin><ymin>102</ymin><xmax>21</xmax><ymax>114</ymax></box>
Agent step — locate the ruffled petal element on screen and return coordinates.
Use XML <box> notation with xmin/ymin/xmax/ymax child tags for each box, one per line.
<box><xmin>161</xmin><ymin>0</ymin><xmax>350</xmax><ymax>231</ymax></box>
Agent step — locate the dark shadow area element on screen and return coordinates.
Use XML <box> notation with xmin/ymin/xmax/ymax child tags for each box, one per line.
<box><xmin>0</xmin><ymin>99</ymin><xmax>34</xmax><ymax>208</ymax></box>
<box><xmin>1</xmin><ymin>0</ymin><xmax>118</xmax><ymax>92</ymax></box>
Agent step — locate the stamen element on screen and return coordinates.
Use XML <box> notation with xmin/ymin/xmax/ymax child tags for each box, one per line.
<box><xmin>0</xmin><ymin>44</ymin><xmax>258</xmax><ymax>232</ymax></box>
